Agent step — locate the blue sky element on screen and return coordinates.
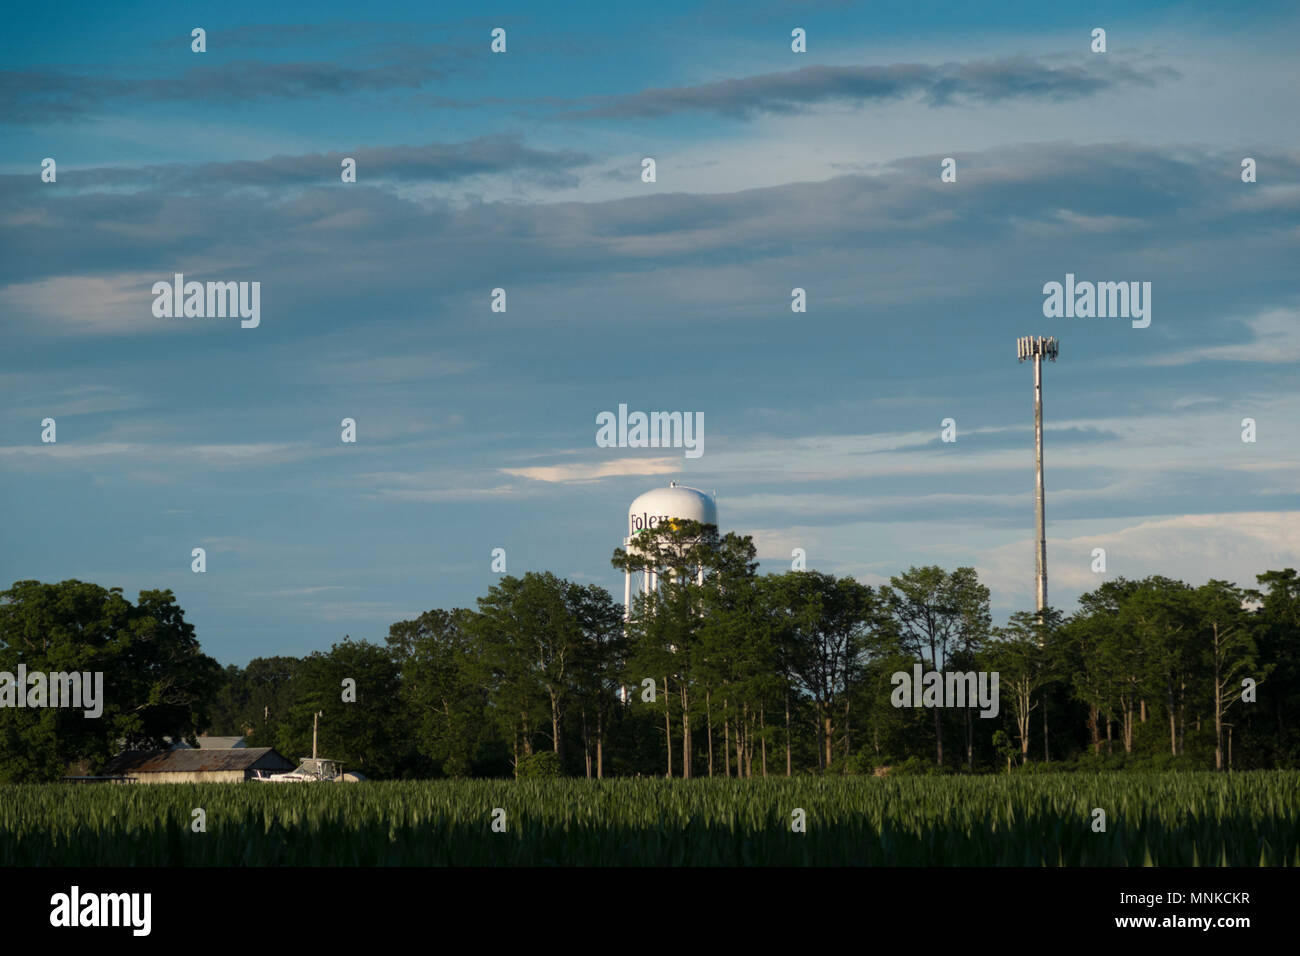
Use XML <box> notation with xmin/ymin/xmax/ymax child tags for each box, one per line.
<box><xmin>3</xmin><ymin>1</ymin><xmax>1298</xmax><ymax>665</ymax></box>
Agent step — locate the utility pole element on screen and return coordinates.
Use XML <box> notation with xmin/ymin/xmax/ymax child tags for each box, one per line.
<box><xmin>312</xmin><ymin>710</ymin><xmax>323</xmax><ymax>759</ymax></box>
<box><xmin>1016</xmin><ymin>336</ymin><xmax>1059</xmax><ymax>618</ymax></box>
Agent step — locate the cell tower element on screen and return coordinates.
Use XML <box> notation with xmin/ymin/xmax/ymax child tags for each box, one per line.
<box><xmin>1016</xmin><ymin>336</ymin><xmax>1058</xmax><ymax>614</ymax></box>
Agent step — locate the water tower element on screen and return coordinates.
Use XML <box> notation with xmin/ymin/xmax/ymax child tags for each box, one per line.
<box><xmin>623</xmin><ymin>482</ymin><xmax>717</xmax><ymax>620</ymax></box>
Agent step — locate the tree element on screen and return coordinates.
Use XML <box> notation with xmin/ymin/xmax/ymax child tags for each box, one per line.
<box><xmin>1086</xmin><ymin>578</ymin><xmax>1150</xmax><ymax>754</ymax></box>
<box><xmin>766</xmin><ymin>571</ymin><xmax>881</xmax><ymax>771</ymax></box>
<box><xmin>882</xmin><ymin>566</ymin><xmax>990</xmax><ymax>766</ymax></box>
<box><xmin>950</xmin><ymin>572</ymin><xmax>993</xmax><ymax>766</ymax></box>
<box><xmin>387</xmin><ymin>608</ymin><xmax>490</xmax><ymax>777</ymax></box>
<box><xmin>0</xmin><ymin>580</ymin><xmax>220</xmax><ymax>781</ymax></box>
<box><xmin>1195</xmin><ymin>581</ymin><xmax>1262</xmax><ymax>770</ymax></box>
<box><xmin>697</xmin><ymin>538</ymin><xmax>767</xmax><ymax>777</ymax></box>
<box><xmin>282</xmin><ymin>638</ymin><xmax>404</xmax><ymax>777</ymax></box>
<box><xmin>472</xmin><ymin>573</ymin><xmax>612</xmax><ymax>776</ymax></box>
<box><xmin>234</xmin><ymin>656</ymin><xmax>304</xmax><ymax>748</ymax></box>
<box><xmin>985</xmin><ymin>609</ymin><xmax>1061</xmax><ymax>762</ymax></box>
<box><xmin>991</xmin><ymin>729</ymin><xmax>1018</xmax><ymax>773</ymax></box>
<box><xmin>1248</xmin><ymin>569</ymin><xmax>1300</xmax><ymax>765</ymax></box>
<box><xmin>1060</xmin><ymin>605</ymin><xmax>1118</xmax><ymax>755</ymax></box>
<box><xmin>753</xmin><ymin>575</ymin><xmax>800</xmax><ymax>776</ymax></box>
<box><xmin>613</xmin><ymin>519</ymin><xmax>757</xmax><ymax>778</ymax></box>
<box><xmin>206</xmin><ymin>663</ymin><xmax>250</xmax><ymax>736</ymax></box>
<box><xmin>567</xmin><ymin>583</ymin><xmax>624</xmax><ymax>778</ymax></box>
<box><xmin>1127</xmin><ymin>577</ymin><xmax>1197</xmax><ymax>756</ymax></box>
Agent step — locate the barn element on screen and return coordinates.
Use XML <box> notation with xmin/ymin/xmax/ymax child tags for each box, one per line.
<box><xmin>101</xmin><ymin>747</ymin><xmax>295</xmax><ymax>784</ymax></box>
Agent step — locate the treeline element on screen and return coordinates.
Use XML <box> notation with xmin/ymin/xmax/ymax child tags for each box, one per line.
<box><xmin>206</xmin><ymin>522</ymin><xmax>1300</xmax><ymax>778</ymax></box>
<box><xmin>2</xmin><ymin>524</ymin><xmax>1297</xmax><ymax>782</ymax></box>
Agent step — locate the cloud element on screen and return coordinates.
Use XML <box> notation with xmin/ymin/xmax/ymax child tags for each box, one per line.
<box><xmin>9</xmin><ymin>135</ymin><xmax>593</xmax><ymax>194</ymax></box>
<box><xmin>250</xmin><ymin>586</ymin><xmax>350</xmax><ymax>597</ymax></box>
<box><xmin>726</xmin><ymin>483</ymin><xmax>1137</xmax><ymax>524</ymax></box>
<box><xmin>744</xmin><ymin>510</ymin><xmax>1300</xmax><ymax>615</ymax></box>
<box><xmin>9</xmin><ymin>384</ymin><xmax>143</xmax><ymax>418</ymax></box>
<box><xmin>364</xmin><ymin>485</ymin><xmax>518</xmax><ymax>502</ymax></box>
<box><xmin>5</xmin><ymin>142</ymin><xmax>1296</xmax><ymax>307</ymax></box>
<box><xmin>0</xmin><ymin>441</ymin><xmax>314</xmax><ymax>469</ymax></box>
<box><xmin>350</xmin><ymin>473</ymin><xmax>521</xmax><ymax>502</ymax></box>
<box><xmin>712</xmin><ymin>395</ymin><xmax>1300</xmax><ymax>485</ymax></box>
<box><xmin>502</xmin><ymin>457</ymin><xmax>681</xmax><ymax>483</ymax></box>
<box><xmin>1146</xmin><ymin>307</ymin><xmax>1300</xmax><ymax>366</ymax></box>
<box><xmin>0</xmin><ymin>44</ymin><xmax>459</xmax><ymax>124</ymax></box>
<box><xmin>0</xmin><ymin>273</ymin><xmax>201</xmax><ymax>335</ymax></box>
<box><xmin>0</xmin><ymin>442</ymin><xmax>135</xmax><ymax>461</ymax></box>
<box><xmin>566</xmin><ymin>55</ymin><xmax>1179</xmax><ymax>119</ymax></box>
<box><xmin>976</xmin><ymin>511</ymin><xmax>1300</xmax><ymax>610</ymax></box>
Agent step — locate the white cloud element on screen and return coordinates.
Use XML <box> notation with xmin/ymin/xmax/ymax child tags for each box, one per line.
<box><xmin>977</xmin><ymin>511</ymin><xmax>1300</xmax><ymax>610</ymax></box>
<box><xmin>502</xmin><ymin>457</ymin><xmax>681</xmax><ymax>483</ymax></box>
<box><xmin>0</xmin><ymin>441</ymin><xmax>315</xmax><ymax>469</ymax></box>
<box><xmin>9</xmin><ymin>384</ymin><xmax>144</xmax><ymax>418</ymax></box>
<box><xmin>364</xmin><ymin>484</ymin><xmax>519</xmax><ymax>502</ymax></box>
<box><xmin>0</xmin><ymin>274</ymin><xmax>199</xmax><ymax>335</ymax></box>
<box><xmin>1147</xmin><ymin>308</ymin><xmax>1300</xmax><ymax>366</ymax></box>
<box><xmin>746</xmin><ymin>511</ymin><xmax>1300</xmax><ymax>616</ymax></box>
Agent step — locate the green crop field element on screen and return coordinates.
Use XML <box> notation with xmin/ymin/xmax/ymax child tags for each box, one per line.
<box><xmin>4</xmin><ymin>772</ymin><xmax>1298</xmax><ymax>866</ymax></box>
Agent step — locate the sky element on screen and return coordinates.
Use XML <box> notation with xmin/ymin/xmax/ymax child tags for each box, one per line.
<box><xmin>2</xmin><ymin>0</ymin><xmax>1298</xmax><ymax>665</ymax></box>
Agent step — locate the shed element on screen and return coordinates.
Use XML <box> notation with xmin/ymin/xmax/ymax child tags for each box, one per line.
<box><xmin>101</xmin><ymin>747</ymin><xmax>294</xmax><ymax>784</ymax></box>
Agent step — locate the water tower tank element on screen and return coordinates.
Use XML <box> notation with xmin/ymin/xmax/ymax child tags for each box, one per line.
<box><xmin>623</xmin><ymin>482</ymin><xmax>718</xmax><ymax>619</ymax></box>
<box><xmin>627</xmin><ymin>482</ymin><xmax>717</xmax><ymax>538</ymax></box>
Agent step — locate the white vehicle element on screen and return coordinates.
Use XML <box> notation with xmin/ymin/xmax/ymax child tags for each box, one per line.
<box><xmin>254</xmin><ymin>756</ymin><xmax>345</xmax><ymax>783</ymax></box>
<box><xmin>252</xmin><ymin>711</ymin><xmax>362</xmax><ymax>782</ymax></box>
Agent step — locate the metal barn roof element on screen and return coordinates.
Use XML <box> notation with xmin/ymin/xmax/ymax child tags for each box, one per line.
<box><xmin>103</xmin><ymin>747</ymin><xmax>293</xmax><ymax>775</ymax></box>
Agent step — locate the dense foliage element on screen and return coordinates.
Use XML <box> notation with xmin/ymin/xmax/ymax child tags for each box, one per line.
<box><xmin>214</xmin><ymin>526</ymin><xmax>1298</xmax><ymax>778</ymax></box>
<box><xmin>3</xmin><ymin>524</ymin><xmax>1298</xmax><ymax>780</ymax></box>
<box><xmin>0</xmin><ymin>581</ymin><xmax>221</xmax><ymax>782</ymax></box>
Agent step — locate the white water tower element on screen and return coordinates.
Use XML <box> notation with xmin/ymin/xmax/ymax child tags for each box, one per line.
<box><xmin>623</xmin><ymin>481</ymin><xmax>718</xmax><ymax>619</ymax></box>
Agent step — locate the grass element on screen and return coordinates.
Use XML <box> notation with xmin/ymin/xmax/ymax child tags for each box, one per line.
<box><xmin>3</xmin><ymin>771</ymin><xmax>1297</xmax><ymax>866</ymax></box>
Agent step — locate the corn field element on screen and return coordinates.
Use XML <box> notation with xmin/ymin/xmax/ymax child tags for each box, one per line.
<box><xmin>3</xmin><ymin>772</ymin><xmax>1298</xmax><ymax>866</ymax></box>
